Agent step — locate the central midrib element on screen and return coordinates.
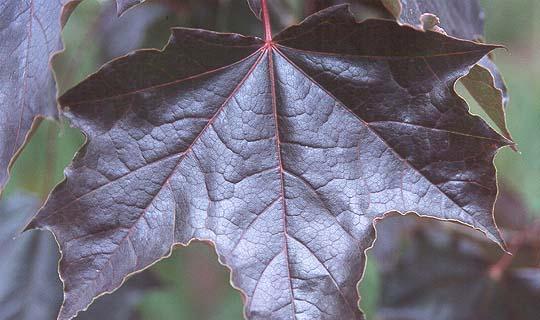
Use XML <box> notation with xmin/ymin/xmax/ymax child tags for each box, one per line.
<box><xmin>266</xmin><ymin>46</ymin><xmax>299</xmax><ymax>319</ymax></box>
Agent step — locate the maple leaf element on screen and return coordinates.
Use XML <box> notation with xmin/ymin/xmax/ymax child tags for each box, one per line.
<box><xmin>29</xmin><ymin>4</ymin><xmax>510</xmax><ymax>319</ymax></box>
<box><xmin>0</xmin><ymin>0</ymin><xmax>80</xmax><ymax>193</ymax></box>
<box><xmin>380</xmin><ymin>0</ymin><xmax>513</xmax><ymax>142</ymax></box>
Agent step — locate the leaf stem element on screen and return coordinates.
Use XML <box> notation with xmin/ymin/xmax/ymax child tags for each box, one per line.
<box><xmin>261</xmin><ymin>0</ymin><xmax>272</xmax><ymax>43</ymax></box>
<box><xmin>488</xmin><ymin>232</ymin><xmax>524</xmax><ymax>281</ymax></box>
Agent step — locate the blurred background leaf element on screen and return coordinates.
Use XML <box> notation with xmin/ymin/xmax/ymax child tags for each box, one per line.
<box><xmin>373</xmin><ymin>210</ymin><xmax>540</xmax><ymax>320</ymax></box>
<box><xmin>0</xmin><ymin>193</ymin><xmax>61</xmax><ymax>320</ymax></box>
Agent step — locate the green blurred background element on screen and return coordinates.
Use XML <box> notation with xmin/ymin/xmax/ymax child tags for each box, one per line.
<box><xmin>4</xmin><ymin>0</ymin><xmax>539</xmax><ymax>318</ymax></box>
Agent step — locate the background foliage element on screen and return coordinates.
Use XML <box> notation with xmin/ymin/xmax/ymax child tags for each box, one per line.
<box><xmin>3</xmin><ymin>0</ymin><xmax>539</xmax><ymax>318</ymax></box>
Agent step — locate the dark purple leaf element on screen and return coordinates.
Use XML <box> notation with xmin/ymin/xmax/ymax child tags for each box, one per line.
<box><xmin>382</xmin><ymin>0</ymin><xmax>485</xmax><ymax>39</ymax></box>
<box><xmin>0</xmin><ymin>0</ymin><xmax>80</xmax><ymax>193</ymax></box>
<box><xmin>380</xmin><ymin>0</ymin><xmax>513</xmax><ymax>142</ymax></box>
<box><xmin>0</xmin><ymin>193</ymin><xmax>62</xmax><ymax>320</ymax></box>
<box><xmin>29</xmin><ymin>5</ymin><xmax>509</xmax><ymax>320</ymax></box>
<box><xmin>512</xmin><ymin>269</ymin><xmax>540</xmax><ymax>293</ymax></box>
<box><xmin>98</xmin><ymin>1</ymin><xmax>170</xmax><ymax>61</ymax></box>
<box><xmin>375</xmin><ymin>216</ymin><xmax>540</xmax><ymax>320</ymax></box>
<box><xmin>97</xmin><ymin>0</ymin><xmax>223</xmax><ymax>61</ymax></box>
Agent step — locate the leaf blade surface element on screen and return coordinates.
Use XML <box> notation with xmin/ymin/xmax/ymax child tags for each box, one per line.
<box><xmin>31</xmin><ymin>5</ymin><xmax>508</xmax><ymax>320</ymax></box>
